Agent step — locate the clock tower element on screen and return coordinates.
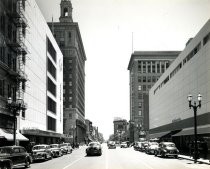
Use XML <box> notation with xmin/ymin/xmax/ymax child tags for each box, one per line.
<box><xmin>59</xmin><ymin>0</ymin><xmax>73</xmax><ymax>22</ymax></box>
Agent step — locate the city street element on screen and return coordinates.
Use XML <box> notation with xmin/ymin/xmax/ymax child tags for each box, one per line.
<box><xmin>29</xmin><ymin>144</ymin><xmax>209</xmax><ymax>169</ymax></box>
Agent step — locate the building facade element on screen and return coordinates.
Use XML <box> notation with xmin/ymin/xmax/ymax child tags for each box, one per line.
<box><xmin>0</xmin><ymin>0</ymin><xmax>28</xmax><ymax>146</ymax></box>
<box><xmin>19</xmin><ymin>0</ymin><xmax>63</xmax><ymax>145</ymax></box>
<box><xmin>48</xmin><ymin>0</ymin><xmax>87</xmax><ymax>144</ymax></box>
<box><xmin>128</xmin><ymin>51</ymin><xmax>180</xmax><ymax>142</ymax></box>
<box><xmin>113</xmin><ymin>118</ymin><xmax>128</xmax><ymax>142</ymax></box>
<box><xmin>149</xmin><ymin>20</ymin><xmax>210</xmax><ymax>158</ymax></box>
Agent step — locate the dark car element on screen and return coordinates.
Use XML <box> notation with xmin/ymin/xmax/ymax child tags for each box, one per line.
<box><xmin>32</xmin><ymin>144</ymin><xmax>52</xmax><ymax>161</ymax></box>
<box><xmin>154</xmin><ymin>142</ymin><xmax>179</xmax><ymax>158</ymax></box>
<box><xmin>108</xmin><ymin>141</ymin><xmax>116</xmax><ymax>149</ymax></box>
<box><xmin>0</xmin><ymin>146</ymin><xmax>32</xmax><ymax>169</ymax></box>
<box><xmin>86</xmin><ymin>142</ymin><xmax>102</xmax><ymax>156</ymax></box>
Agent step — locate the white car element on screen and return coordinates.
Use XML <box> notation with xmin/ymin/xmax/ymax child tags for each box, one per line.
<box><xmin>120</xmin><ymin>142</ymin><xmax>128</xmax><ymax>148</ymax></box>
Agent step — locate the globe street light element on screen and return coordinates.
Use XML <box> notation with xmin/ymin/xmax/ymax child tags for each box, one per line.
<box><xmin>7</xmin><ymin>97</ymin><xmax>26</xmax><ymax>146</ymax></box>
<box><xmin>187</xmin><ymin>93</ymin><xmax>202</xmax><ymax>163</ymax></box>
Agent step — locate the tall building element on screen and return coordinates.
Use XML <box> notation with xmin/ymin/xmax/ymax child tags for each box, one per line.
<box><xmin>149</xmin><ymin>20</ymin><xmax>210</xmax><ymax>157</ymax></box>
<box><xmin>128</xmin><ymin>51</ymin><xmax>180</xmax><ymax>142</ymax></box>
<box><xmin>20</xmin><ymin>0</ymin><xmax>63</xmax><ymax>144</ymax></box>
<box><xmin>0</xmin><ymin>0</ymin><xmax>64</xmax><ymax>146</ymax></box>
<box><xmin>0</xmin><ymin>0</ymin><xmax>28</xmax><ymax>146</ymax></box>
<box><xmin>48</xmin><ymin>0</ymin><xmax>87</xmax><ymax>144</ymax></box>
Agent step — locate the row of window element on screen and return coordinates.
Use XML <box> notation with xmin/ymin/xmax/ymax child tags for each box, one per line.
<box><xmin>138</xmin><ymin>85</ymin><xmax>152</xmax><ymax>92</ymax></box>
<box><xmin>137</xmin><ymin>61</ymin><xmax>170</xmax><ymax>74</ymax></box>
<box><xmin>47</xmin><ymin>116</ymin><xmax>56</xmax><ymax>132</ymax></box>
<box><xmin>138</xmin><ymin>76</ymin><xmax>160</xmax><ymax>83</ymax></box>
<box><xmin>0</xmin><ymin>79</ymin><xmax>16</xmax><ymax>101</ymax></box>
<box><xmin>47</xmin><ymin>58</ymin><xmax>56</xmax><ymax>79</ymax></box>
<box><xmin>47</xmin><ymin>77</ymin><xmax>56</xmax><ymax>97</ymax></box>
<box><xmin>154</xmin><ymin>31</ymin><xmax>210</xmax><ymax>95</ymax></box>
<box><xmin>47</xmin><ymin>97</ymin><xmax>56</xmax><ymax>114</ymax></box>
<box><xmin>47</xmin><ymin>38</ymin><xmax>57</xmax><ymax>63</ymax></box>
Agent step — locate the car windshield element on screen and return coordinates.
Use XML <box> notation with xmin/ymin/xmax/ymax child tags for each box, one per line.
<box><xmin>59</xmin><ymin>144</ymin><xmax>67</xmax><ymax>147</ymax></box>
<box><xmin>89</xmin><ymin>142</ymin><xmax>100</xmax><ymax>147</ymax></box>
<box><xmin>33</xmin><ymin>146</ymin><xmax>46</xmax><ymax>150</ymax></box>
<box><xmin>50</xmin><ymin>145</ymin><xmax>59</xmax><ymax>148</ymax></box>
<box><xmin>0</xmin><ymin>148</ymin><xmax>12</xmax><ymax>154</ymax></box>
<box><xmin>165</xmin><ymin>143</ymin><xmax>175</xmax><ymax>147</ymax></box>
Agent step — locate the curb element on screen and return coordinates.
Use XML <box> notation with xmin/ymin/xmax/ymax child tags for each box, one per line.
<box><xmin>179</xmin><ymin>155</ymin><xmax>210</xmax><ymax>165</ymax></box>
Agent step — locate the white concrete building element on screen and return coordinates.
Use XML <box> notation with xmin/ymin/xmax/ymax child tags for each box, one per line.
<box><xmin>19</xmin><ymin>0</ymin><xmax>63</xmax><ymax>144</ymax></box>
<box><xmin>149</xmin><ymin>19</ymin><xmax>210</xmax><ymax>156</ymax></box>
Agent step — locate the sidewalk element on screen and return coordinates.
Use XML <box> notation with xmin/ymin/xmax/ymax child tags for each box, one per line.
<box><xmin>179</xmin><ymin>154</ymin><xmax>210</xmax><ymax>165</ymax></box>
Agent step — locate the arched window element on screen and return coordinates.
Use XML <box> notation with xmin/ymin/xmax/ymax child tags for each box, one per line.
<box><xmin>64</xmin><ymin>8</ymin><xmax>68</xmax><ymax>16</ymax></box>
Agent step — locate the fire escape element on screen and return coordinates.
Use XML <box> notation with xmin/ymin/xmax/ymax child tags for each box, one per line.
<box><xmin>6</xmin><ymin>0</ymin><xmax>28</xmax><ymax>109</ymax></box>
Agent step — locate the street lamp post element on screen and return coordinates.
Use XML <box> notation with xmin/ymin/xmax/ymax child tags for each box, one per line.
<box><xmin>7</xmin><ymin>97</ymin><xmax>25</xmax><ymax>146</ymax></box>
<box><xmin>187</xmin><ymin>93</ymin><xmax>202</xmax><ymax>163</ymax></box>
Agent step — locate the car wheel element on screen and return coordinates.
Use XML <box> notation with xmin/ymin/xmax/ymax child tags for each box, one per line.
<box><xmin>2</xmin><ymin>163</ymin><xmax>11</xmax><ymax>169</ymax></box>
<box><xmin>154</xmin><ymin>151</ymin><xmax>157</xmax><ymax>156</ymax></box>
<box><xmin>175</xmin><ymin>155</ymin><xmax>178</xmax><ymax>159</ymax></box>
<box><xmin>161</xmin><ymin>152</ymin><xmax>165</xmax><ymax>158</ymax></box>
<box><xmin>25</xmin><ymin>158</ymin><xmax>30</xmax><ymax>168</ymax></box>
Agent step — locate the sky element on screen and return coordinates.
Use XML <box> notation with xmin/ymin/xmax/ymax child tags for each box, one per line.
<box><xmin>35</xmin><ymin>0</ymin><xmax>210</xmax><ymax>140</ymax></box>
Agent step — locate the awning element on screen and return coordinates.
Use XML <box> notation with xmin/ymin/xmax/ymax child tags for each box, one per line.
<box><xmin>173</xmin><ymin>125</ymin><xmax>210</xmax><ymax>137</ymax></box>
<box><xmin>149</xmin><ymin>131</ymin><xmax>171</xmax><ymax>139</ymax></box>
<box><xmin>0</xmin><ymin>129</ymin><xmax>29</xmax><ymax>141</ymax></box>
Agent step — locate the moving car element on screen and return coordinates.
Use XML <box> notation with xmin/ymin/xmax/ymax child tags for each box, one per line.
<box><xmin>0</xmin><ymin>146</ymin><xmax>32</xmax><ymax>169</ymax></box>
<box><xmin>145</xmin><ymin>142</ymin><xmax>159</xmax><ymax>154</ymax></box>
<box><xmin>120</xmin><ymin>142</ymin><xmax>128</xmax><ymax>148</ymax></box>
<box><xmin>108</xmin><ymin>141</ymin><xmax>116</xmax><ymax>149</ymax></box>
<box><xmin>32</xmin><ymin>144</ymin><xmax>52</xmax><ymax>161</ymax></box>
<box><xmin>49</xmin><ymin>144</ymin><xmax>62</xmax><ymax>157</ymax></box>
<box><xmin>154</xmin><ymin>142</ymin><xmax>179</xmax><ymax>158</ymax></box>
<box><xmin>59</xmin><ymin>143</ymin><xmax>73</xmax><ymax>154</ymax></box>
<box><xmin>86</xmin><ymin>142</ymin><xmax>102</xmax><ymax>156</ymax></box>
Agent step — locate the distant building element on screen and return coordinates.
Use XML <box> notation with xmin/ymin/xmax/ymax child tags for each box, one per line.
<box><xmin>149</xmin><ymin>20</ymin><xmax>210</xmax><ymax>156</ymax></box>
<box><xmin>48</xmin><ymin>0</ymin><xmax>87</xmax><ymax>144</ymax></box>
<box><xmin>128</xmin><ymin>51</ymin><xmax>180</xmax><ymax>142</ymax></box>
<box><xmin>113</xmin><ymin>118</ymin><xmax>128</xmax><ymax>142</ymax></box>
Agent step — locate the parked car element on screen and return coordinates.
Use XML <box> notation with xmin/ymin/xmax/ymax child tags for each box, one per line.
<box><xmin>59</xmin><ymin>143</ymin><xmax>73</xmax><ymax>154</ymax></box>
<box><xmin>120</xmin><ymin>142</ymin><xmax>128</xmax><ymax>148</ymax></box>
<box><xmin>49</xmin><ymin>144</ymin><xmax>62</xmax><ymax>157</ymax></box>
<box><xmin>86</xmin><ymin>142</ymin><xmax>102</xmax><ymax>156</ymax></box>
<box><xmin>139</xmin><ymin>141</ymin><xmax>149</xmax><ymax>152</ymax></box>
<box><xmin>32</xmin><ymin>144</ymin><xmax>52</xmax><ymax>161</ymax></box>
<box><xmin>108</xmin><ymin>141</ymin><xmax>116</xmax><ymax>149</ymax></box>
<box><xmin>145</xmin><ymin>142</ymin><xmax>159</xmax><ymax>154</ymax></box>
<box><xmin>0</xmin><ymin>146</ymin><xmax>32</xmax><ymax>169</ymax></box>
<box><xmin>154</xmin><ymin>142</ymin><xmax>179</xmax><ymax>158</ymax></box>
<box><xmin>133</xmin><ymin>142</ymin><xmax>141</xmax><ymax>151</ymax></box>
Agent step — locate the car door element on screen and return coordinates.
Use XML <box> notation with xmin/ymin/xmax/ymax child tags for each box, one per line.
<box><xmin>12</xmin><ymin>147</ymin><xmax>20</xmax><ymax>166</ymax></box>
<box><xmin>19</xmin><ymin>147</ymin><xmax>27</xmax><ymax>164</ymax></box>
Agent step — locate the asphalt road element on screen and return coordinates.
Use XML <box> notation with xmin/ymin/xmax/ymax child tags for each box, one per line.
<box><xmin>29</xmin><ymin>144</ymin><xmax>209</xmax><ymax>169</ymax></box>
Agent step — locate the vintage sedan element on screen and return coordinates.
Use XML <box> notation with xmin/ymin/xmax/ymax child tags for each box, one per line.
<box><xmin>32</xmin><ymin>144</ymin><xmax>52</xmax><ymax>161</ymax></box>
<box><xmin>145</xmin><ymin>142</ymin><xmax>159</xmax><ymax>154</ymax></box>
<box><xmin>86</xmin><ymin>142</ymin><xmax>102</xmax><ymax>156</ymax></box>
<box><xmin>59</xmin><ymin>143</ymin><xmax>73</xmax><ymax>154</ymax></box>
<box><xmin>49</xmin><ymin>144</ymin><xmax>62</xmax><ymax>157</ymax></box>
<box><xmin>108</xmin><ymin>141</ymin><xmax>116</xmax><ymax>149</ymax></box>
<box><xmin>0</xmin><ymin>146</ymin><xmax>32</xmax><ymax>169</ymax></box>
<box><xmin>120</xmin><ymin>142</ymin><xmax>128</xmax><ymax>148</ymax></box>
<box><xmin>154</xmin><ymin>142</ymin><xmax>179</xmax><ymax>158</ymax></box>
